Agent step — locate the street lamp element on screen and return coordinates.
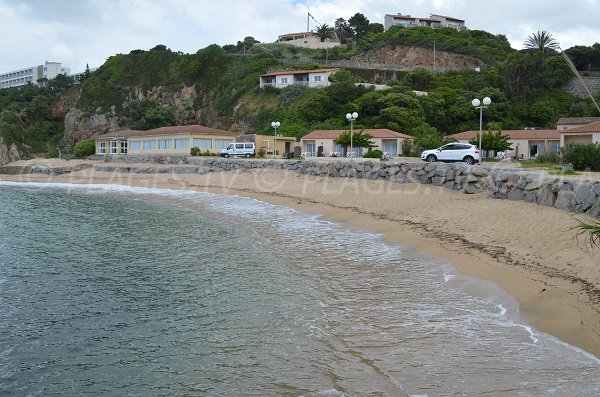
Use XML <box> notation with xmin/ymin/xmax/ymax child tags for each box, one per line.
<box><xmin>345</xmin><ymin>112</ymin><xmax>358</xmax><ymax>158</ymax></box>
<box><xmin>271</xmin><ymin>121</ymin><xmax>280</xmax><ymax>158</ymax></box>
<box><xmin>471</xmin><ymin>97</ymin><xmax>491</xmax><ymax>165</ymax></box>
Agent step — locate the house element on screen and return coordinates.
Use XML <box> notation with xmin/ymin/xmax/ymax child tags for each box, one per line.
<box><xmin>0</xmin><ymin>61</ymin><xmax>71</xmax><ymax>89</ymax></box>
<box><xmin>259</xmin><ymin>68</ymin><xmax>337</xmax><ymax>89</ymax></box>
<box><xmin>384</xmin><ymin>13</ymin><xmax>466</xmax><ymax>31</ymax></box>
<box><xmin>276</xmin><ymin>32</ymin><xmax>340</xmax><ymax>49</ymax></box>
<box><xmin>560</xmin><ymin>121</ymin><xmax>600</xmax><ymax>145</ymax></box>
<box><xmin>448</xmin><ymin>129</ymin><xmax>561</xmax><ymax>160</ymax></box>
<box><xmin>556</xmin><ymin>117</ymin><xmax>600</xmax><ymax>131</ymax></box>
<box><xmin>93</xmin><ymin>125</ymin><xmax>238</xmax><ymax>156</ymax></box>
<box><xmin>300</xmin><ymin>129</ymin><xmax>414</xmax><ymax>158</ymax></box>
<box><xmin>237</xmin><ymin>134</ymin><xmax>297</xmax><ymax>157</ymax></box>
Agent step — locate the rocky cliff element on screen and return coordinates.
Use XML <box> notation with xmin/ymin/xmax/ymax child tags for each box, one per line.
<box><xmin>350</xmin><ymin>46</ymin><xmax>480</xmax><ymax>71</ymax></box>
<box><xmin>0</xmin><ymin>140</ymin><xmax>21</xmax><ymax>166</ymax></box>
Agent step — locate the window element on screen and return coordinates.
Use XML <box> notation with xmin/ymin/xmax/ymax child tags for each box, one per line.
<box><xmin>158</xmin><ymin>139</ymin><xmax>172</xmax><ymax>150</ymax></box>
<box><xmin>215</xmin><ymin>139</ymin><xmax>233</xmax><ymax>149</ymax></box>
<box><xmin>109</xmin><ymin>140</ymin><xmax>118</xmax><ymax>154</ymax></box>
<box><xmin>120</xmin><ymin>141</ymin><xmax>128</xmax><ymax>155</ymax></box>
<box><xmin>98</xmin><ymin>141</ymin><xmax>106</xmax><ymax>154</ymax></box>
<box><xmin>305</xmin><ymin>143</ymin><xmax>316</xmax><ymax>155</ymax></box>
<box><xmin>129</xmin><ymin>140</ymin><xmax>141</xmax><ymax>151</ymax></box>
<box><xmin>143</xmin><ymin>140</ymin><xmax>157</xmax><ymax>150</ymax></box>
<box><xmin>235</xmin><ymin>143</ymin><xmax>244</xmax><ymax>149</ymax></box>
<box><xmin>193</xmin><ymin>138</ymin><xmax>212</xmax><ymax>149</ymax></box>
<box><xmin>280</xmin><ymin>77</ymin><xmax>288</xmax><ymax>84</ymax></box>
<box><xmin>314</xmin><ymin>75</ymin><xmax>321</xmax><ymax>82</ymax></box>
<box><xmin>174</xmin><ymin>138</ymin><xmax>189</xmax><ymax>149</ymax></box>
<box><xmin>244</xmin><ymin>143</ymin><xmax>254</xmax><ymax>148</ymax></box>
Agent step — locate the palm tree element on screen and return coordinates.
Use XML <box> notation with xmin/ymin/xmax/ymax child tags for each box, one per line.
<box><xmin>523</xmin><ymin>30</ymin><xmax>560</xmax><ymax>53</ymax></box>
<box><xmin>335</xmin><ymin>18</ymin><xmax>350</xmax><ymax>43</ymax></box>
<box><xmin>313</xmin><ymin>23</ymin><xmax>336</xmax><ymax>42</ymax></box>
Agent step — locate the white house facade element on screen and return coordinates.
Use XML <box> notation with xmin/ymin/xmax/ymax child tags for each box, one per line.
<box><xmin>260</xmin><ymin>68</ymin><xmax>337</xmax><ymax>89</ymax></box>
<box><xmin>300</xmin><ymin>129</ymin><xmax>414</xmax><ymax>158</ymax></box>
<box><xmin>276</xmin><ymin>32</ymin><xmax>340</xmax><ymax>49</ymax></box>
<box><xmin>384</xmin><ymin>13</ymin><xmax>466</xmax><ymax>31</ymax></box>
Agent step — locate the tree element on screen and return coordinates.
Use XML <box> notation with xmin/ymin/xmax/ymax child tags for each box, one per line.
<box><xmin>469</xmin><ymin>131</ymin><xmax>512</xmax><ymax>157</ymax></box>
<box><xmin>334</xmin><ymin>18</ymin><xmax>351</xmax><ymax>44</ymax></box>
<box><xmin>73</xmin><ymin>138</ymin><xmax>96</xmax><ymax>157</ymax></box>
<box><xmin>313</xmin><ymin>24</ymin><xmax>336</xmax><ymax>42</ymax></box>
<box><xmin>523</xmin><ymin>31</ymin><xmax>560</xmax><ymax>53</ymax></box>
<box><xmin>335</xmin><ymin>130</ymin><xmax>374</xmax><ymax>156</ymax></box>
<box><xmin>348</xmin><ymin>13</ymin><xmax>370</xmax><ymax>46</ymax></box>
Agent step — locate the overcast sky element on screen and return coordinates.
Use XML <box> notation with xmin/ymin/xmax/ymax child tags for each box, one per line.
<box><xmin>1</xmin><ymin>0</ymin><xmax>599</xmax><ymax>73</ymax></box>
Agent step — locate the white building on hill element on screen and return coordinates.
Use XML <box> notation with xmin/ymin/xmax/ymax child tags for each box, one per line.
<box><xmin>0</xmin><ymin>61</ymin><xmax>71</xmax><ymax>89</ymax></box>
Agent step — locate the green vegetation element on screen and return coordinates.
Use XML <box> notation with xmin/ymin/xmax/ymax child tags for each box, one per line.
<box><xmin>363</xmin><ymin>149</ymin><xmax>383</xmax><ymax>158</ymax></box>
<box><xmin>572</xmin><ymin>219</ymin><xmax>600</xmax><ymax>250</ymax></box>
<box><xmin>560</xmin><ymin>143</ymin><xmax>600</xmax><ymax>171</ymax></box>
<box><xmin>73</xmin><ymin>138</ymin><xmax>96</xmax><ymax>158</ymax></box>
<box><xmin>1</xmin><ymin>24</ymin><xmax>599</xmax><ymax>159</ymax></box>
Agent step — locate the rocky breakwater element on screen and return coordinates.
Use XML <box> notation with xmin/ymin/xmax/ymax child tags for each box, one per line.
<box><xmin>488</xmin><ymin>169</ymin><xmax>600</xmax><ymax>218</ymax></box>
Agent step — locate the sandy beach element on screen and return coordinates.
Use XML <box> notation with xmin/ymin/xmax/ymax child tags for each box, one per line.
<box><xmin>2</xmin><ymin>158</ymin><xmax>600</xmax><ymax>358</ymax></box>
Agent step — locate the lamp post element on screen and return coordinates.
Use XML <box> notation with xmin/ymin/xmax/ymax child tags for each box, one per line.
<box><xmin>345</xmin><ymin>112</ymin><xmax>358</xmax><ymax>158</ymax></box>
<box><xmin>471</xmin><ymin>97</ymin><xmax>491</xmax><ymax>165</ymax></box>
<box><xmin>271</xmin><ymin>121</ymin><xmax>280</xmax><ymax>159</ymax></box>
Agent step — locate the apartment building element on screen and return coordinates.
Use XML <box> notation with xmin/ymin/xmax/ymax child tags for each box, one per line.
<box><xmin>0</xmin><ymin>61</ymin><xmax>71</xmax><ymax>89</ymax></box>
<box><xmin>384</xmin><ymin>13</ymin><xmax>466</xmax><ymax>31</ymax></box>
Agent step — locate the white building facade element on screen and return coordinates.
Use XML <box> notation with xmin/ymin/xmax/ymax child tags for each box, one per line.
<box><xmin>260</xmin><ymin>68</ymin><xmax>337</xmax><ymax>89</ymax></box>
<box><xmin>0</xmin><ymin>61</ymin><xmax>71</xmax><ymax>89</ymax></box>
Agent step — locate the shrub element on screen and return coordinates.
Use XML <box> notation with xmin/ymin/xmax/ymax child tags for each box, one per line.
<box><xmin>561</xmin><ymin>143</ymin><xmax>600</xmax><ymax>171</ymax></box>
<box><xmin>257</xmin><ymin>148</ymin><xmax>266</xmax><ymax>158</ymax></box>
<box><xmin>190</xmin><ymin>147</ymin><xmax>200</xmax><ymax>156</ymax></box>
<box><xmin>73</xmin><ymin>139</ymin><xmax>96</xmax><ymax>158</ymax></box>
<box><xmin>363</xmin><ymin>149</ymin><xmax>383</xmax><ymax>158</ymax></box>
<box><xmin>535</xmin><ymin>152</ymin><xmax>560</xmax><ymax>164</ymax></box>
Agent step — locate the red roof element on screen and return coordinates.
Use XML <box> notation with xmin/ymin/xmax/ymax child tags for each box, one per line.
<box><xmin>94</xmin><ymin>125</ymin><xmax>236</xmax><ymax>139</ymax></box>
<box><xmin>562</xmin><ymin>121</ymin><xmax>600</xmax><ymax>133</ymax></box>
<box><xmin>302</xmin><ymin>129</ymin><xmax>414</xmax><ymax>140</ymax></box>
<box><xmin>449</xmin><ymin>130</ymin><xmax>561</xmax><ymax>140</ymax></box>
<box><xmin>261</xmin><ymin>68</ymin><xmax>337</xmax><ymax>77</ymax></box>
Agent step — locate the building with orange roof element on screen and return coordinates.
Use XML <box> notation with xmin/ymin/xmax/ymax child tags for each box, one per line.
<box><xmin>448</xmin><ymin>129</ymin><xmax>561</xmax><ymax>161</ymax></box>
<box><xmin>259</xmin><ymin>68</ymin><xmax>338</xmax><ymax>89</ymax></box>
<box><xmin>300</xmin><ymin>129</ymin><xmax>414</xmax><ymax>158</ymax></box>
<box><xmin>560</xmin><ymin>121</ymin><xmax>600</xmax><ymax>146</ymax></box>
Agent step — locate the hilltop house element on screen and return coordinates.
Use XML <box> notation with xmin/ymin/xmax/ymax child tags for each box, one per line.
<box><xmin>300</xmin><ymin>129</ymin><xmax>414</xmax><ymax>158</ymax></box>
<box><xmin>448</xmin><ymin>129</ymin><xmax>561</xmax><ymax>160</ymax></box>
<box><xmin>259</xmin><ymin>68</ymin><xmax>337</xmax><ymax>89</ymax></box>
<box><xmin>556</xmin><ymin>117</ymin><xmax>600</xmax><ymax>130</ymax></box>
<box><xmin>93</xmin><ymin>125</ymin><xmax>237</xmax><ymax>156</ymax></box>
<box><xmin>276</xmin><ymin>32</ymin><xmax>340</xmax><ymax>49</ymax></box>
<box><xmin>384</xmin><ymin>13</ymin><xmax>466</xmax><ymax>31</ymax></box>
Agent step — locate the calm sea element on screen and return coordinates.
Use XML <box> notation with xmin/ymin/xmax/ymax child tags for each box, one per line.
<box><xmin>0</xmin><ymin>181</ymin><xmax>599</xmax><ymax>396</ymax></box>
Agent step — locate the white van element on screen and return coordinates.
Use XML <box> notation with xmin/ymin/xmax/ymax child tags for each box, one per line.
<box><xmin>220</xmin><ymin>142</ymin><xmax>256</xmax><ymax>158</ymax></box>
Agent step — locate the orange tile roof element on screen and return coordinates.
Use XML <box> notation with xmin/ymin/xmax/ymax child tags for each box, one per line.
<box><xmin>94</xmin><ymin>125</ymin><xmax>236</xmax><ymax>139</ymax></box>
<box><xmin>449</xmin><ymin>130</ymin><xmax>561</xmax><ymax>140</ymax></box>
<box><xmin>260</xmin><ymin>68</ymin><xmax>338</xmax><ymax>77</ymax></box>
<box><xmin>302</xmin><ymin>129</ymin><xmax>414</xmax><ymax>140</ymax></box>
<box><xmin>562</xmin><ymin>121</ymin><xmax>600</xmax><ymax>133</ymax></box>
<box><xmin>556</xmin><ymin>117</ymin><xmax>600</xmax><ymax>125</ymax></box>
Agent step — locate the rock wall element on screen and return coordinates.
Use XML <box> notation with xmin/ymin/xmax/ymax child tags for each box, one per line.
<box><xmin>0</xmin><ymin>142</ymin><xmax>21</xmax><ymax>166</ymax></box>
<box><xmin>83</xmin><ymin>156</ymin><xmax>600</xmax><ymax>219</ymax></box>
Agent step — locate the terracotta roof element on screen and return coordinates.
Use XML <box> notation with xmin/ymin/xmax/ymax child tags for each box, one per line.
<box><xmin>449</xmin><ymin>130</ymin><xmax>561</xmax><ymax>140</ymax></box>
<box><xmin>302</xmin><ymin>129</ymin><xmax>414</xmax><ymax>140</ymax></box>
<box><xmin>556</xmin><ymin>117</ymin><xmax>600</xmax><ymax>125</ymax></box>
<box><xmin>562</xmin><ymin>121</ymin><xmax>600</xmax><ymax>133</ymax></box>
<box><xmin>94</xmin><ymin>125</ymin><xmax>236</xmax><ymax>139</ymax></box>
<box><xmin>261</xmin><ymin>68</ymin><xmax>338</xmax><ymax>77</ymax></box>
<box><xmin>386</xmin><ymin>14</ymin><xmax>418</xmax><ymax>20</ymax></box>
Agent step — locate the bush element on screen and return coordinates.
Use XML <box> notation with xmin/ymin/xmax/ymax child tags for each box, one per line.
<box><xmin>535</xmin><ymin>152</ymin><xmax>560</xmax><ymax>164</ymax></box>
<box><xmin>190</xmin><ymin>147</ymin><xmax>200</xmax><ymax>156</ymax></box>
<box><xmin>561</xmin><ymin>143</ymin><xmax>600</xmax><ymax>171</ymax></box>
<box><xmin>73</xmin><ymin>139</ymin><xmax>96</xmax><ymax>158</ymax></box>
<box><xmin>363</xmin><ymin>149</ymin><xmax>383</xmax><ymax>158</ymax></box>
<box><xmin>257</xmin><ymin>148</ymin><xmax>266</xmax><ymax>158</ymax></box>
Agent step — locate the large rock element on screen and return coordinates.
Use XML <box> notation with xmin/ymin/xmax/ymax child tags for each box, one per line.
<box><xmin>555</xmin><ymin>183</ymin><xmax>576</xmax><ymax>212</ymax></box>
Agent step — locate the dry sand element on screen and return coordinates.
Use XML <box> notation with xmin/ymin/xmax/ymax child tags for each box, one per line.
<box><xmin>2</xmin><ymin>158</ymin><xmax>600</xmax><ymax>358</ymax></box>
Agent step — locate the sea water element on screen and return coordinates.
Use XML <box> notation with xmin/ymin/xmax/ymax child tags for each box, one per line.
<box><xmin>0</xmin><ymin>181</ymin><xmax>599</xmax><ymax>396</ymax></box>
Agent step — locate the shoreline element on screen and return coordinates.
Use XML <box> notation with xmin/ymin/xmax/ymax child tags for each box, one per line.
<box><xmin>1</xmin><ymin>160</ymin><xmax>600</xmax><ymax>358</ymax></box>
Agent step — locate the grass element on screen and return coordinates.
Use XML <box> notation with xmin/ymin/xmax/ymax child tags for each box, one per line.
<box><xmin>572</xmin><ymin>219</ymin><xmax>600</xmax><ymax>250</ymax></box>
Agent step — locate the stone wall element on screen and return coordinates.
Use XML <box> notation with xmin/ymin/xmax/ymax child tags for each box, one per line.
<box><xmin>5</xmin><ymin>156</ymin><xmax>600</xmax><ymax>219</ymax></box>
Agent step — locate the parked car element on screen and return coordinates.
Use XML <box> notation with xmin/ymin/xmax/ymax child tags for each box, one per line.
<box><xmin>220</xmin><ymin>142</ymin><xmax>256</xmax><ymax>158</ymax></box>
<box><xmin>421</xmin><ymin>143</ymin><xmax>480</xmax><ymax>165</ymax></box>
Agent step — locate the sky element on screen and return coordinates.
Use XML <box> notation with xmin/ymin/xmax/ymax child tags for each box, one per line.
<box><xmin>1</xmin><ymin>0</ymin><xmax>599</xmax><ymax>73</ymax></box>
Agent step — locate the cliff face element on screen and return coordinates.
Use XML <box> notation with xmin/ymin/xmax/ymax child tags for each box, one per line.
<box><xmin>0</xmin><ymin>141</ymin><xmax>21</xmax><ymax>166</ymax></box>
<box><xmin>350</xmin><ymin>46</ymin><xmax>480</xmax><ymax>71</ymax></box>
<box><xmin>57</xmin><ymin>84</ymin><xmax>207</xmax><ymax>147</ymax></box>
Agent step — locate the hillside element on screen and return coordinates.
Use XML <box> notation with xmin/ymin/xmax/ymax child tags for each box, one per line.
<box><xmin>1</xmin><ymin>27</ymin><xmax>599</xmax><ymax>160</ymax></box>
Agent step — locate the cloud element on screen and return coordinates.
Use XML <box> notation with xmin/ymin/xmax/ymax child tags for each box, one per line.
<box><xmin>0</xmin><ymin>0</ymin><xmax>599</xmax><ymax>73</ymax></box>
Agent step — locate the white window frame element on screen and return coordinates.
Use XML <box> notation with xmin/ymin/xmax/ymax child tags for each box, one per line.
<box><xmin>109</xmin><ymin>140</ymin><xmax>118</xmax><ymax>154</ymax></box>
<box><xmin>174</xmin><ymin>138</ymin><xmax>189</xmax><ymax>149</ymax></box>
<box><xmin>129</xmin><ymin>140</ymin><xmax>141</xmax><ymax>151</ymax></box>
<box><xmin>97</xmin><ymin>141</ymin><xmax>106</xmax><ymax>154</ymax></box>
<box><xmin>193</xmin><ymin>138</ymin><xmax>212</xmax><ymax>150</ymax></box>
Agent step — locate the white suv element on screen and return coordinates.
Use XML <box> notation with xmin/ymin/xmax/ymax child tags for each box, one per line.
<box><xmin>421</xmin><ymin>143</ymin><xmax>480</xmax><ymax>165</ymax></box>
